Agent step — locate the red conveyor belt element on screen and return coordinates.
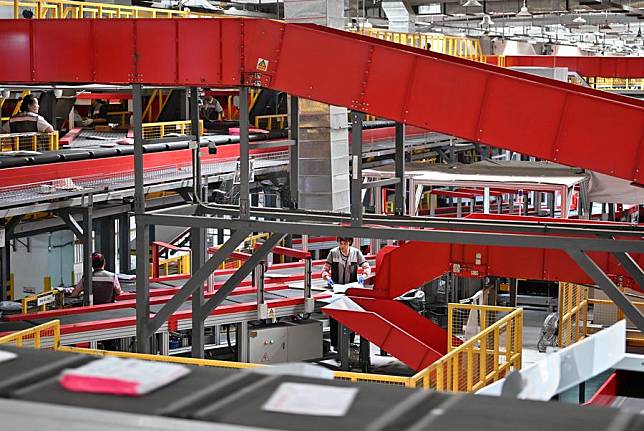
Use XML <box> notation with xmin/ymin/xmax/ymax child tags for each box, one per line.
<box><xmin>0</xmin><ymin>19</ymin><xmax>642</xmax><ymax>184</ymax></box>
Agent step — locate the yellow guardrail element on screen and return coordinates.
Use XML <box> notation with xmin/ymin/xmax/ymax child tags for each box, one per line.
<box><xmin>558</xmin><ymin>282</ymin><xmax>587</xmax><ymax>348</ymax></box>
<box><xmin>590</xmin><ymin>77</ymin><xmax>644</xmax><ymax>90</ymax></box>
<box><xmin>1</xmin><ymin>0</ymin><xmax>191</xmax><ymax>19</ymax></box>
<box><xmin>254</xmin><ymin>114</ymin><xmax>288</xmax><ymax>130</ymax></box>
<box><xmin>353</xmin><ymin>28</ymin><xmax>485</xmax><ymax>62</ymax></box>
<box><xmin>585</xmin><ymin>297</ymin><xmax>644</xmax><ymax>346</ymax></box>
<box><xmin>21</xmin><ymin>282</ymin><xmax>63</xmax><ymax>314</ymax></box>
<box><xmin>141</xmin><ymin>119</ymin><xmax>204</xmax><ymax>140</ymax></box>
<box><xmin>407</xmin><ymin>304</ymin><xmax>522</xmax><ymax>391</ymax></box>
<box><xmin>0</xmin><ymin>319</ymin><xmax>60</xmax><ymax>349</ymax></box>
<box><xmin>151</xmin><ymin>253</ymin><xmax>191</xmax><ymax>277</ymax></box>
<box><xmin>0</xmin><ymin>130</ymin><xmax>59</xmax><ymax>152</ymax></box>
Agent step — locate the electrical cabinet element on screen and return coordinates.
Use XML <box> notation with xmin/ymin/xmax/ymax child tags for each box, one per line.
<box><xmin>247</xmin><ymin>320</ymin><xmax>323</xmax><ymax>364</ymax></box>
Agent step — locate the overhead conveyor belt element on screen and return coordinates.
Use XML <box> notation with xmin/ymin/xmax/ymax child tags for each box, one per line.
<box><xmin>0</xmin><ymin>19</ymin><xmax>643</xmax><ymax>184</ymax></box>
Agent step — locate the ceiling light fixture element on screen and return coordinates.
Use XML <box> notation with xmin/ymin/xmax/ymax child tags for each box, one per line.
<box><xmin>462</xmin><ymin>0</ymin><xmax>482</xmax><ymax>8</ymax></box>
<box><xmin>480</xmin><ymin>14</ymin><xmax>494</xmax><ymax>27</ymax></box>
<box><xmin>516</xmin><ymin>0</ymin><xmax>532</xmax><ymax>17</ymax></box>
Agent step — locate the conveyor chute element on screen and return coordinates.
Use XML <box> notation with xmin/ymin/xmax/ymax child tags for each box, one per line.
<box><xmin>0</xmin><ymin>19</ymin><xmax>642</xmax><ymax>183</ymax></box>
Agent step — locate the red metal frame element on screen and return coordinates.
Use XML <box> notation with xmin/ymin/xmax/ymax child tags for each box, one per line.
<box><xmin>352</xmin><ymin>216</ymin><xmax>643</xmax><ymax>299</ymax></box>
<box><xmin>585</xmin><ymin>372</ymin><xmax>618</xmax><ymax>407</ymax></box>
<box><xmin>0</xmin><ymin>19</ymin><xmax>641</xmax><ymax>183</ymax></box>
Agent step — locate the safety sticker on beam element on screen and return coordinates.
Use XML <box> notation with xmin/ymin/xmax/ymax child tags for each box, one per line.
<box><xmin>257</xmin><ymin>58</ymin><xmax>269</xmax><ymax>72</ymax></box>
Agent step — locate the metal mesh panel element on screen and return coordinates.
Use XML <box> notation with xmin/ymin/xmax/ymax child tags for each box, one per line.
<box><xmin>412</xmin><ymin>304</ymin><xmax>522</xmax><ymax>393</ymax></box>
<box><xmin>141</xmin><ymin>120</ymin><xmax>202</xmax><ymax>140</ymax></box>
<box><xmin>0</xmin><ymin>131</ymin><xmax>58</xmax><ymax>152</ymax></box>
<box><xmin>558</xmin><ymin>282</ymin><xmax>588</xmax><ymax>347</ymax></box>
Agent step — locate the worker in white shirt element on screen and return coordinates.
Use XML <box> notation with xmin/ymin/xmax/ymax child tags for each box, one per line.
<box><xmin>2</xmin><ymin>94</ymin><xmax>54</xmax><ymax>133</ymax></box>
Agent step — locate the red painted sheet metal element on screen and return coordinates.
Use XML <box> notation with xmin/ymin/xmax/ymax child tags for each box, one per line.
<box><xmin>322</xmin><ymin>297</ymin><xmax>445</xmax><ymax>371</ymax></box>
<box><xmin>370</xmin><ymin>235</ymin><xmax>642</xmax><ymax>299</ymax></box>
<box><xmin>585</xmin><ymin>372</ymin><xmax>618</xmax><ymax>407</ymax></box>
<box><xmin>500</xmin><ymin>56</ymin><xmax>644</xmax><ymax>79</ymax></box>
<box><xmin>0</xmin><ymin>19</ymin><xmax>642</xmax><ymax>184</ymax></box>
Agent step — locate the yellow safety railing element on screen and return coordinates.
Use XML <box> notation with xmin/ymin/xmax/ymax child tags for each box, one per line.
<box><xmin>1</xmin><ymin>0</ymin><xmax>191</xmax><ymax>19</ymax></box>
<box><xmin>151</xmin><ymin>253</ymin><xmax>191</xmax><ymax>277</ymax></box>
<box><xmin>20</xmin><ymin>280</ymin><xmax>63</xmax><ymax>314</ymax></box>
<box><xmin>585</xmin><ymin>297</ymin><xmax>644</xmax><ymax>346</ymax></box>
<box><xmin>141</xmin><ymin>119</ymin><xmax>204</xmax><ymax>140</ymax></box>
<box><xmin>254</xmin><ymin>114</ymin><xmax>288</xmax><ymax>130</ymax></box>
<box><xmin>0</xmin><ymin>131</ymin><xmax>59</xmax><ymax>152</ymax></box>
<box><xmin>558</xmin><ymin>282</ymin><xmax>588</xmax><ymax>348</ymax></box>
<box><xmin>0</xmin><ymin>319</ymin><xmax>60</xmax><ymax>349</ymax></box>
<box><xmin>408</xmin><ymin>304</ymin><xmax>522</xmax><ymax>392</ymax></box>
<box><xmin>353</xmin><ymin>28</ymin><xmax>485</xmax><ymax>62</ymax></box>
<box><xmin>591</xmin><ymin>77</ymin><xmax>644</xmax><ymax>91</ymax></box>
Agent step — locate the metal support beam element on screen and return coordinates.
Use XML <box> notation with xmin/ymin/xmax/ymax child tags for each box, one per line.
<box><xmin>612</xmin><ymin>252</ymin><xmax>644</xmax><ymax>289</ymax></box>
<box><xmin>144</xmin><ymin>213</ymin><xmax>644</xmax><ymax>253</ymax></box>
<box><xmin>567</xmin><ymin>249</ymin><xmax>644</xmax><ymax>332</ymax></box>
<box><xmin>145</xmin><ymin>229</ymin><xmax>250</xmax><ymax>336</ymax></box>
<box><xmin>198</xmin><ymin>233</ymin><xmax>285</xmax><ymax>320</ymax></box>
<box><xmin>98</xmin><ymin>217</ymin><xmax>116</xmax><ymax>272</ymax></box>
<box><xmin>118</xmin><ymin>214</ymin><xmax>131</xmax><ymax>274</ymax></box>
<box><xmin>189</xmin><ymin>87</ymin><xmax>201</xmax><ymax>203</ymax></box>
<box><xmin>82</xmin><ymin>203</ymin><xmax>93</xmax><ymax>306</ymax></box>
<box><xmin>133</xmin><ymin>84</ymin><xmax>151</xmax><ymax>353</ymax></box>
<box><xmin>351</xmin><ymin>112</ymin><xmax>364</xmax><ymax>226</ymax></box>
<box><xmin>1</xmin><ymin>215</ymin><xmax>22</xmax><ymax>300</ymax></box>
<box><xmin>55</xmin><ymin>210</ymin><xmax>84</xmax><ymax>239</ymax></box>
<box><xmin>191</xmin><ymin>225</ymin><xmax>206</xmax><ymax>359</ymax></box>
<box><xmin>362</xmin><ymin>178</ymin><xmax>401</xmax><ymax>189</ymax></box>
<box><xmin>239</xmin><ymin>86</ymin><xmax>250</xmax><ymax>219</ymax></box>
<box><xmin>288</xmin><ymin>96</ymin><xmax>299</xmax><ymax>208</ymax></box>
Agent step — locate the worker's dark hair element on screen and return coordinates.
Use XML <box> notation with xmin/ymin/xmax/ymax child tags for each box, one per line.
<box><xmin>337</xmin><ymin>236</ymin><xmax>353</xmax><ymax>245</ymax></box>
<box><xmin>91</xmin><ymin>252</ymin><xmax>105</xmax><ymax>270</ymax></box>
<box><xmin>19</xmin><ymin>94</ymin><xmax>36</xmax><ymax>112</ymax></box>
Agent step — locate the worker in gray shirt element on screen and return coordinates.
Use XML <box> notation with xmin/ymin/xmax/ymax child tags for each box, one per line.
<box><xmin>322</xmin><ymin>237</ymin><xmax>371</xmax><ymax>351</ymax></box>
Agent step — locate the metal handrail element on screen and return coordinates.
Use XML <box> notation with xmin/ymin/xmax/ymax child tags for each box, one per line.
<box><xmin>0</xmin><ymin>319</ymin><xmax>60</xmax><ymax>349</ymax></box>
<box><xmin>1</xmin><ymin>0</ymin><xmax>192</xmax><ymax>19</ymax></box>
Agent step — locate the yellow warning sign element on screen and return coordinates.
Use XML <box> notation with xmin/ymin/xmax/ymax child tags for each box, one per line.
<box><xmin>256</xmin><ymin>58</ymin><xmax>269</xmax><ymax>72</ymax></box>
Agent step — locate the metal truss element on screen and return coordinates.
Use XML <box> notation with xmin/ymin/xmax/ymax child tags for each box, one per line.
<box><xmin>132</xmin><ymin>84</ymin><xmax>644</xmax><ymax>355</ymax></box>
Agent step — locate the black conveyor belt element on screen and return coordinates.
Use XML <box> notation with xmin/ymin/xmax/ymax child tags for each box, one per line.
<box><xmin>0</xmin><ymin>346</ymin><xmax>642</xmax><ymax>431</ymax></box>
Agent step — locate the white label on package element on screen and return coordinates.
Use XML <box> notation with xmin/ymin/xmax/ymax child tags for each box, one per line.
<box><xmin>262</xmin><ymin>382</ymin><xmax>358</xmax><ymax>416</ymax></box>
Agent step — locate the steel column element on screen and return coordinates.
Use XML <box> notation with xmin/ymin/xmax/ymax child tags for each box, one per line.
<box><xmin>191</xmin><ymin>225</ymin><xmax>206</xmax><ymax>358</ymax></box>
<box><xmin>567</xmin><ymin>249</ymin><xmax>644</xmax><ymax>332</ymax></box>
<box><xmin>98</xmin><ymin>217</ymin><xmax>116</xmax><ymax>272</ymax></box>
<box><xmin>1</xmin><ymin>216</ymin><xmax>21</xmax><ymax>300</ymax></box>
<box><xmin>118</xmin><ymin>214</ymin><xmax>131</xmax><ymax>274</ymax></box>
<box><xmin>289</xmin><ymin>96</ymin><xmax>299</xmax><ymax>208</ymax></box>
<box><xmin>351</xmin><ymin>112</ymin><xmax>364</xmax><ymax>226</ymax></box>
<box><xmin>133</xmin><ymin>84</ymin><xmax>151</xmax><ymax>353</ymax></box>
<box><xmin>198</xmin><ymin>234</ymin><xmax>286</xmax><ymax>320</ymax></box>
<box><xmin>82</xmin><ymin>202</ymin><xmax>93</xmax><ymax>306</ymax></box>
<box><xmin>239</xmin><ymin>86</ymin><xmax>250</xmax><ymax>220</ymax></box>
<box><xmin>394</xmin><ymin>123</ymin><xmax>406</xmax><ymax>216</ymax></box>
<box><xmin>189</xmin><ymin>87</ymin><xmax>201</xmax><ymax>202</ymax></box>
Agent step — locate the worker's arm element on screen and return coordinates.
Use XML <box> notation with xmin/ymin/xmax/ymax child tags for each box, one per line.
<box><xmin>357</xmin><ymin>250</ymin><xmax>371</xmax><ymax>277</ymax></box>
<box><xmin>321</xmin><ymin>255</ymin><xmax>333</xmax><ymax>281</ymax></box>
<box><xmin>36</xmin><ymin>115</ymin><xmax>54</xmax><ymax>133</ymax></box>
<box><xmin>113</xmin><ymin>276</ymin><xmax>123</xmax><ymax>298</ymax></box>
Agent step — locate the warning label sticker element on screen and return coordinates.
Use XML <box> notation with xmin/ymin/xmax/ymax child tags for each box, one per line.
<box><xmin>256</xmin><ymin>58</ymin><xmax>269</xmax><ymax>72</ymax></box>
